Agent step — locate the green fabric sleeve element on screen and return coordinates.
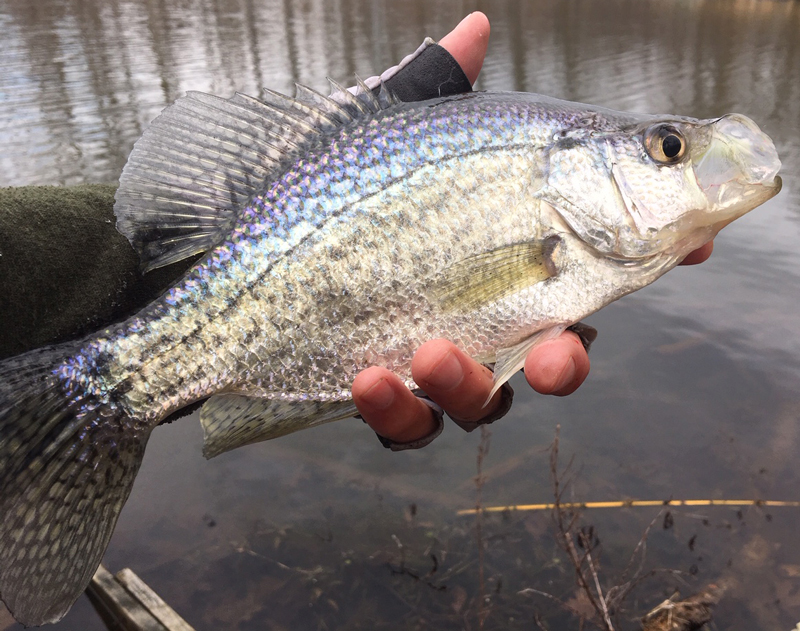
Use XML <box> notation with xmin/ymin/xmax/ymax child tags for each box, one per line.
<box><xmin>0</xmin><ymin>185</ymin><xmax>196</xmax><ymax>359</ymax></box>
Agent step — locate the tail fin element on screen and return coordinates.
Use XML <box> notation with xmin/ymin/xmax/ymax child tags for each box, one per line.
<box><xmin>0</xmin><ymin>344</ymin><xmax>149</xmax><ymax>626</ymax></box>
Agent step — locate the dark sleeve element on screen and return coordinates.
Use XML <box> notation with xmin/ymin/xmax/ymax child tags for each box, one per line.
<box><xmin>0</xmin><ymin>185</ymin><xmax>199</xmax><ymax>359</ymax></box>
<box><xmin>381</xmin><ymin>43</ymin><xmax>472</xmax><ymax>101</ymax></box>
<box><xmin>0</xmin><ymin>44</ymin><xmax>469</xmax><ymax>361</ymax></box>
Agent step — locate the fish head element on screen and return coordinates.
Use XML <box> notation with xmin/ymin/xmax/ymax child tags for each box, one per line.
<box><xmin>546</xmin><ymin>110</ymin><xmax>782</xmax><ymax>259</ymax></box>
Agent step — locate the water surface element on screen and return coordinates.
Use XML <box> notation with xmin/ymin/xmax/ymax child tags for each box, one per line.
<box><xmin>1</xmin><ymin>0</ymin><xmax>799</xmax><ymax>628</ymax></box>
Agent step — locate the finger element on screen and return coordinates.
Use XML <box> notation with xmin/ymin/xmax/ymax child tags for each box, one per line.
<box><xmin>524</xmin><ymin>331</ymin><xmax>590</xmax><ymax>396</ymax></box>
<box><xmin>438</xmin><ymin>12</ymin><xmax>490</xmax><ymax>85</ymax></box>
<box><xmin>679</xmin><ymin>240</ymin><xmax>714</xmax><ymax>265</ymax></box>
<box><xmin>411</xmin><ymin>339</ymin><xmax>501</xmax><ymax>422</ymax></box>
<box><xmin>352</xmin><ymin>366</ymin><xmax>438</xmax><ymax>444</ymax></box>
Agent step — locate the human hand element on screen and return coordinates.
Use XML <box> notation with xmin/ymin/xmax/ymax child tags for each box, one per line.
<box><xmin>679</xmin><ymin>241</ymin><xmax>713</xmax><ymax>265</ymax></box>
<box><xmin>353</xmin><ymin>12</ymin><xmax>715</xmax><ymax>447</ymax></box>
<box><xmin>353</xmin><ymin>332</ymin><xmax>593</xmax><ymax>445</ymax></box>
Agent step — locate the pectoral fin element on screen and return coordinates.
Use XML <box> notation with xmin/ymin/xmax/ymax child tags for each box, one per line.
<box><xmin>431</xmin><ymin>237</ymin><xmax>561</xmax><ymax>311</ymax></box>
<box><xmin>200</xmin><ymin>394</ymin><xmax>357</xmax><ymax>458</ymax></box>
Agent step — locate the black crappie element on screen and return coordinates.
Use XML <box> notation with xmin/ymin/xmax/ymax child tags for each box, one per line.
<box><xmin>0</xmin><ymin>82</ymin><xmax>781</xmax><ymax>625</ymax></box>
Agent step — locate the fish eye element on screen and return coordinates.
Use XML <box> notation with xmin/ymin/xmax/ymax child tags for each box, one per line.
<box><xmin>645</xmin><ymin>125</ymin><xmax>687</xmax><ymax>164</ymax></box>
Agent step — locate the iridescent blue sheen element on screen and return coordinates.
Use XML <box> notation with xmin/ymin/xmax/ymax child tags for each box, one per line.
<box><xmin>59</xmin><ymin>94</ymin><xmax>547</xmax><ymax>416</ymax></box>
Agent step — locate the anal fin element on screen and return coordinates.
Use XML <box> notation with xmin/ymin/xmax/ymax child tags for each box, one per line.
<box><xmin>200</xmin><ymin>395</ymin><xmax>358</xmax><ymax>459</ymax></box>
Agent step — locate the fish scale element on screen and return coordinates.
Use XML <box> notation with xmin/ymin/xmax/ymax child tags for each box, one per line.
<box><xmin>63</xmin><ymin>97</ymin><xmax>553</xmax><ymax>413</ymax></box>
<box><xmin>0</xmin><ymin>82</ymin><xmax>781</xmax><ymax>626</ymax></box>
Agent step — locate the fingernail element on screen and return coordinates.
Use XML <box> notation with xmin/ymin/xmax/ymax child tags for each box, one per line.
<box><xmin>425</xmin><ymin>350</ymin><xmax>464</xmax><ymax>391</ymax></box>
<box><xmin>362</xmin><ymin>378</ymin><xmax>395</xmax><ymax>410</ymax></box>
<box><xmin>554</xmin><ymin>357</ymin><xmax>576</xmax><ymax>392</ymax></box>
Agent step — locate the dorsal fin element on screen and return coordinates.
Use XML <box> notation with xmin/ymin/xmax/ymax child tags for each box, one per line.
<box><xmin>376</xmin><ymin>81</ymin><xmax>400</xmax><ymax>109</ymax></box>
<box><xmin>293</xmin><ymin>83</ymin><xmax>353</xmax><ymax>124</ymax></box>
<box><xmin>353</xmin><ymin>75</ymin><xmax>382</xmax><ymax>111</ymax></box>
<box><xmin>327</xmin><ymin>77</ymin><xmax>374</xmax><ymax>116</ymax></box>
<box><xmin>115</xmin><ymin>79</ymin><xmax>399</xmax><ymax>271</ymax></box>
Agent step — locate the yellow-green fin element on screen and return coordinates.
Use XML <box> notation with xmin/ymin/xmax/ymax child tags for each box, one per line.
<box><xmin>431</xmin><ymin>237</ymin><xmax>561</xmax><ymax>311</ymax></box>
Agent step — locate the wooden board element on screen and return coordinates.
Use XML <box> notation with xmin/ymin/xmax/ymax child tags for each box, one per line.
<box><xmin>86</xmin><ymin>565</ymin><xmax>195</xmax><ymax>631</ymax></box>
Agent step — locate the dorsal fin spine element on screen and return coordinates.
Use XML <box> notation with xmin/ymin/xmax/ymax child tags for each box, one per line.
<box><xmin>259</xmin><ymin>88</ymin><xmax>337</xmax><ymax>134</ymax></box>
<box><xmin>354</xmin><ymin>75</ymin><xmax>381</xmax><ymax>111</ymax></box>
<box><xmin>327</xmin><ymin>78</ymin><xmax>372</xmax><ymax>116</ymax></box>
<box><xmin>235</xmin><ymin>91</ymin><xmax>338</xmax><ymax>132</ymax></box>
<box><xmin>293</xmin><ymin>84</ymin><xmax>353</xmax><ymax>124</ymax></box>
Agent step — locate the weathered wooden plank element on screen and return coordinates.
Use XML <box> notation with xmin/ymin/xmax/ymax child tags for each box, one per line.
<box><xmin>87</xmin><ymin>565</ymin><xmax>167</xmax><ymax>631</ymax></box>
<box><xmin>114</xmin><ymin>569</ymin><xmax>194</xmax><ymax>631</ymax></box>
<box><xmin>1</xmin><ymin>603</ymin><xmax>17</xmax><ymax>631</ymax></box>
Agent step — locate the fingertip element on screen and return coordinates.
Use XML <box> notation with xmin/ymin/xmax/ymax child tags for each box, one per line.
<box><xmin>525</xmin><ymin>332</ymin><xmax>590</xmax><ymax>396</ymax></box>
<box><xmin>352</xmin><ymin>366</ymin><xmax>397</xmax><ymax>411</ymax></box>
<box><xmin>553</xmin><ymin>346</ymin><xmax>590</xmax><ymax>396</ymax></box>
<box><xmin>411</xmin><ymin>339</ymin><xmax>465</xmax><ymax>392</ymax></box>
<box><xmin>464</xmin><ymin>11</ymin><xmax>491</xmax><ymax>41</ymax></box>
<box><xmin>438</xmin><ymin>12</ymin><xmax>490</xmax><ymax>85</ymax></box>
<box><xmin>679</xmin><ymin>240</ymin><xmax>714</xmax><ymax>265</ymax></box>
<box><xmin>352</xmin><ymin>366</ymin><xmax>437</xmax><ymax>444</ymax></box>
<box><xmin>412</xmin><ymin>339</ymin><xmax>500</xmax><ymax>422</ymax></box>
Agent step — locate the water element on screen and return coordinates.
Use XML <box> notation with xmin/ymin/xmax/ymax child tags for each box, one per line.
<box><xmin>1</xmin><ymin>0</ymin><xmax>799</xmax><ymax>628</ymax></box>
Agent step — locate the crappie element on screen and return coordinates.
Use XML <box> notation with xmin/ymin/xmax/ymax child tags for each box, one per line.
<box><xmin>0</xmin><ymin>82</ymin><xmax>781</xmax><ymax>625</ymax></box>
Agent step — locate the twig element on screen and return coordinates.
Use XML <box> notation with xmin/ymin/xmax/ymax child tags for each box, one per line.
<box><xmin>606</xmin><ymin>511</ymin><xmax>663</xmax><ymax>610</ymax></box>
<box><xmin>517</xmin><ymin>588</ymin><xmax>586</xmax><ymax>619</ymax></box>
<box><xmin>522</xmin><ymin>427</ymin><xmax>693</xmax><ymax>630</ymax></box>
<box><xmin>550</xmin><ymin>427</ymin><xmax>614</xmax><ymax>630</ymax></box>
<box><xmin>475</xmin><ymin>425</ymin><xmax>492</xmax><ymax>629</ymax></box>
<box><xmin>583</xmin><ymin>544</ymin><xmax>613</xmax><ymax>630</ymax></box>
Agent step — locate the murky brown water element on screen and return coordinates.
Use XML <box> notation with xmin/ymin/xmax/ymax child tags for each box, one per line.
<box><xmin>1</xmin><ymin>0</ymin><xmax>799</xmax><ymax>629</ymax></box>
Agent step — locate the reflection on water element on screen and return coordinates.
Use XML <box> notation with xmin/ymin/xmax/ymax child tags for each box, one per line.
<box><xmin>1</xmin><ymin>0</ymin><xmax>799</xmax><ymax>629</ymax></box>
<box><xmin>2</xmin><ymin>0</ymin><xmax>798</xmax><ymax>189</ymax></box>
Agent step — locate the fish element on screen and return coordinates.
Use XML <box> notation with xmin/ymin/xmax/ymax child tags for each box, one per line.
<box><xmin>0</xmin><ymin>80</ymin><xmax>782</xmax><ymax>625</ymax></box>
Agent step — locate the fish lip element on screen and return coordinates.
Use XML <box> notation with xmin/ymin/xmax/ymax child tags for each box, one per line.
<box><xmin>749</xmin><ymin>174</ymin><xmax>783</xmax><ymax>202</ymax></box>
<box><xmin>753</xmin><ymin>173</ymin><xmax>783</xmax><ymax>205</ymax></box>
<box><xmin>692</xmin><ymin>112</ymin><xmax>782</xmax><ymax>212</ymax></box>
<box><xmin>704</xmin><ymin>175</ymin><xmax>782</xmax><ymax>231</ymax></box>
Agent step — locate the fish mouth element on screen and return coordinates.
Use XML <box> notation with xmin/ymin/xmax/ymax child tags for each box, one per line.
<box><xmin>716</xmin><ymin>113</ymin><xmax>781</xmax><ymax>181</ymax></box>
<box><xmin>698</xmin><ymin>175</ymin><xmax>781</xmax><ymax>224</ymax></box>
<box><xmin>693</xmin><ymin>114</ymin><xmax>782</xmax><ymax>218</ymax></box>
<box><xmin>762</xmin><ymin>174</ymin><xmax>783</xmax><ymax>201</ymax></box>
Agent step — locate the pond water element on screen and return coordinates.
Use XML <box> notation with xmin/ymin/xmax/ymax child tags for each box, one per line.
<box><xmin>1</xmin><ymin>0</ymin><xmax>799</xmax><ymax>629</ymax></box>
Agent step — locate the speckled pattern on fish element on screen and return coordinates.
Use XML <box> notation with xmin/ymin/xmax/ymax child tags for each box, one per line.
<box><xmin>0</xmin><ymin>82</ymin><xmax>781</xmax><ymax>626</ymax></box>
